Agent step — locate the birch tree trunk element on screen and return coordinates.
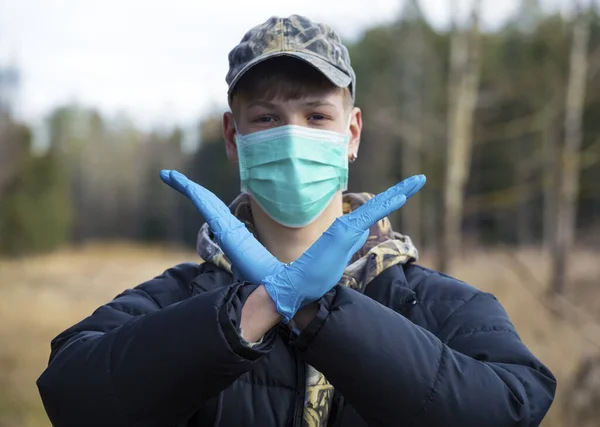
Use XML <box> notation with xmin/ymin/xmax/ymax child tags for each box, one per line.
<box><xmin>400</xmin><ymin>0</ymin><xmax>425</xmax><ymax>246</ymax></box>
<box><xmin>439</xmin><ymin>0</ymin><xmax>482</xmax><ymax>273</ymax></box>
<box><xmin>550</xmin><ymin>7</ymin><xmax>590</xmax><ymax>294</ymax></box>
<box><xmin>542</xmin><ymin>100</ymin><xmax>561</xmax><ymax>253</ymax></box>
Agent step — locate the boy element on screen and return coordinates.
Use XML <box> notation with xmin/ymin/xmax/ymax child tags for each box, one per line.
<box><xmin>37</xmin><ymin>15</ymin><xmax>556</xmax><ymax>427</ymax></box>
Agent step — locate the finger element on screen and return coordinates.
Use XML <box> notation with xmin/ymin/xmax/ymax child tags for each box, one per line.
<box><xmin>402</xmin><ymin>174</ymin><xmax>427</xmax><ymax>200</ymax></box>
<box><xmin>304</xmin><ymin>187</ymin><xmax>410</xmax><ymax>257</ymax></box>
<box><xmin>166</xmin><ymin>170</ymin><xmax>227</xmax><ymax>215</ymax></box>
<box><xmin>345</xmin><ymin>175</ymin><xmax>424</xmax><ymax>226</ymax></box>
<box><xmin>160</xmin><ymin>170</ymin><xmax>233</xmax><ymax>232</ymax></box>
<box><xmin>159</xmin><ymin>169</ymin><xmax>172</xmax><ymax>185</ymax></box>
<box><xmin>161</xmin><ymin>170</ymin><xmax>207</xmax><ymax>212</ymax></box>
<box><xmin>367</xmin><ymin>175</ymin><xmax>426</xmax><ymax>207</ymax></box>
<box><xmin>345</xmin><ymin>194</ymin><xmax>407</xmax><ymax>230</ymax></box>
<box><xmin>160</xmin><ymin>169</ymin><xmax>191</xmax><ymax>197</ymax></box>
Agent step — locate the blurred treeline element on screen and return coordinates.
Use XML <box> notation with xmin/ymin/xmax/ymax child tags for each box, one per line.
<box><xmin>1</xmin><ymin>1</ymin><xmax>599</xmax><ymax>273</ymax></box>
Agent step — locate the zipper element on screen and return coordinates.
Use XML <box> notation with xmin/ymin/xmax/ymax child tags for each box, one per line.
<box><xmin>291</xmin><ymin>350</ymin><xmax>306</xmax><ymax>427</ymax></box>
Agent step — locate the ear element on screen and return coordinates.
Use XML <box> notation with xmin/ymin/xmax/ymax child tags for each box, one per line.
<box><xmin>223</xmin><ymin>111</ymin><xmax>238</xmax><ymax>163</ymax></box>
<box><xmin>348</xmin><ymin>107</ymin><xmax>362</xmax><ymax>161</ymax></box>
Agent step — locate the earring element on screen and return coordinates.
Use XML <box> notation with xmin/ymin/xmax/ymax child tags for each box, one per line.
<box><xmin>349</xmin><ymin>153</ymin><xmax>358</xmax><ymax>163</ymax></box>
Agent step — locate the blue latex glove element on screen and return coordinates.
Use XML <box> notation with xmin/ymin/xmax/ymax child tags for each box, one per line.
<box><xmin>159</xmin><ymin>170</ymin><xmax>282</xmax><ymax>285</ymax></box>
<box><xmin>262</xmin><ymin>174</ymin><xmax>426</xmax><ymax>322</ymax></box>
<box><xmin>161</xmin><ymin>169</ymin><xmax>426</xmax><ymax>321</ymax></box>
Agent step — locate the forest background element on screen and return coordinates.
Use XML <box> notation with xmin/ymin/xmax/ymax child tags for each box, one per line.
<box><xmin>1</xmin><ymin>1</ymin><xmax>600</xmax><ymax>426</ymax></box>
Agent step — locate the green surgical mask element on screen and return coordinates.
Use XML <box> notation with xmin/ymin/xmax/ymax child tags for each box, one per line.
<box><xmin>236</xmin><ymin>124</ymin><xmax>350</xmax><ymax>228</ymax></box>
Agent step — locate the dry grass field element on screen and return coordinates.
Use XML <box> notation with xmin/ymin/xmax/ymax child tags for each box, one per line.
<box><xmin>0</xmin><ymin>243</ymin><xmax>598</xmax><ymax>426</ymax></box>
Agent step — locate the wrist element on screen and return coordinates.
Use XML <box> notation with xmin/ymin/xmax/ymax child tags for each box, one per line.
<box><xmin>240</xmin><ymin>285</ymin><xmax>282</xmax><ymax>342</ymax></box>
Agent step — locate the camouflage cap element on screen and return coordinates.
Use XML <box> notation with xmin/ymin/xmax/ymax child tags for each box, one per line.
<box><xmin>226</xmin><ymin>15</ymin><xmax>356</xmax><ymax>100</ymax></box>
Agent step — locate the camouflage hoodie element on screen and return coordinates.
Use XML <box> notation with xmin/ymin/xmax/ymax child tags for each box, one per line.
<box><xmin>196</xmin><ymin>192</ymin><xmax>419</xmax><ymax>427</ymax></box>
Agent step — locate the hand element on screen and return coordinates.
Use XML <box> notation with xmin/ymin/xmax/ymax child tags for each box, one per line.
<box><xmin>159</xmin><ymin>170</ymin><xmax>282</xmax><ymax>285</ymax></box>
<box><xmin>262</xmin><ymin>175</ymin><xmax>426</xmax><ymax>322</ymax></box>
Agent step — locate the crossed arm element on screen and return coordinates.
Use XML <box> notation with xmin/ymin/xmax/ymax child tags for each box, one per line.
<box><xmin>37</xmin><ymin>264</ymin><xmax>555</xmax><ymax>427</ymax></box>
<box><xmin>37</xmin><ymin>171</ymin><xmax>555</xmax><ymax>426</ymax></box>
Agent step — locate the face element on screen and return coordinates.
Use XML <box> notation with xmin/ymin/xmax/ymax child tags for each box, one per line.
<box><xmin>222</xmin><ymin>89</ymin><xmax>362</xmax><ymax>163</ymax></box>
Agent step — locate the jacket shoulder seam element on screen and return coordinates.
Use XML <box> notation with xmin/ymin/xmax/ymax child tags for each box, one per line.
<box><xmin>450</xmin><ymin>326</ymin><xmax>519</xmax><ymax>342</ymax></box>
<box><xmin>432</xmin><ymin>291</ymin><xmax>480</xmax><ymax>339</ymax></box>
<box><xmin>408</xmin><ymin>264</ymin><xmax>479</xmax><ymax>299</ymax></box>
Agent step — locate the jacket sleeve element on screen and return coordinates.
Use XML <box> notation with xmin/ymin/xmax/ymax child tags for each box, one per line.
<box><xmin>291</xmin><ymin>284</ymin><xmax>556</xmax><ymax>427</ymax></box>
<box><xmin>37</xmin><ymin>263</ymin><xmax>275</xmax><ymax>427</ymax></box>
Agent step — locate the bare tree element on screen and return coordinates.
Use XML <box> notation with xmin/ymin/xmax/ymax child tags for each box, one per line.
<box><xmin>515</xmin><ymin>0</ymin><xmax>545</xmax><ymax>247</ymax></box>
<box><xmin>439</xmin><ymin>0</ymin><xmax>482</xmax><ymax>272</ymax></box>
<box><xmin>550</xmin><ymin>3</ymin><xmax>591</xmax><ymax>294</ymax></box>
<box><xmin>399</xmin><ymin>0</ymin><xmax>425</xmax><ymax>246</ymax></box>
<box><xmin>542</xmin><ymin>98</ymin><xmax>562</xmax><ymax>253</ymax></box>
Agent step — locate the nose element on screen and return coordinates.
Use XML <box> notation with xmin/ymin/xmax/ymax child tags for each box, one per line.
<box><xmin>283</xmin><ymin>113</ymin><xmax>306</xmax><ymax>128</ymax></box>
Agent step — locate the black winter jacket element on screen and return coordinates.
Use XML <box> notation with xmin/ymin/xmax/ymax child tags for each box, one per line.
<box><xmin>37</xmin><ymin>261</ymin><xmax>556</xmax><ymax>427</ymax></box>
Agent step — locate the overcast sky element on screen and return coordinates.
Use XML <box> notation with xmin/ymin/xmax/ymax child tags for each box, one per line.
<box><xmin>0</xmin><ymin>0</ymin><xmax>578</xmax><ymax>132</ymax></box>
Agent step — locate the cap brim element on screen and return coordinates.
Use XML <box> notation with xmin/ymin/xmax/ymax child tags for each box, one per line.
<box><xmin>227</xmin><ymin>51</ymin><xmax>353</xmax><ymax>99</ymax></box>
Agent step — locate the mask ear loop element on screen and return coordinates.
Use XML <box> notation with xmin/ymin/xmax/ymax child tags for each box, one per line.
<box><xmin>347</xmin><ymin>113</ymin><xmax>358</xmax><ymax>163</ymax></box>
<box><xmin>233</xmin><ymin>120</ymin><xmax>241</xmax><ymax>138</ymax></box>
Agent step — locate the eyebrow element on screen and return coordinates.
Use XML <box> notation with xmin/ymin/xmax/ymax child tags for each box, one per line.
<box><xmin>303</xmin><ymin>100</ymin><xmax>337</xmax><ymax>108</ymax></box>
<box><xmin>246</xmin><ymin>100</ymin><xmax>277</xmax><ymax>109</ymax></box>
<box><xmin>245</xmin><ymin>100</ymin><xmax>338</xmax><ymax>109</ymax></box>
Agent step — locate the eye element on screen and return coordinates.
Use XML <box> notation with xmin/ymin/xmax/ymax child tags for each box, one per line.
<box><xmin>254</xmin><ymin>115</ymin><xmax>277</xmax><ymax>123</ymax></box>
<box><xmin>308</xmin><ymin>113</ymin><xmax>327</xmax><ymax>121</ymax></box>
